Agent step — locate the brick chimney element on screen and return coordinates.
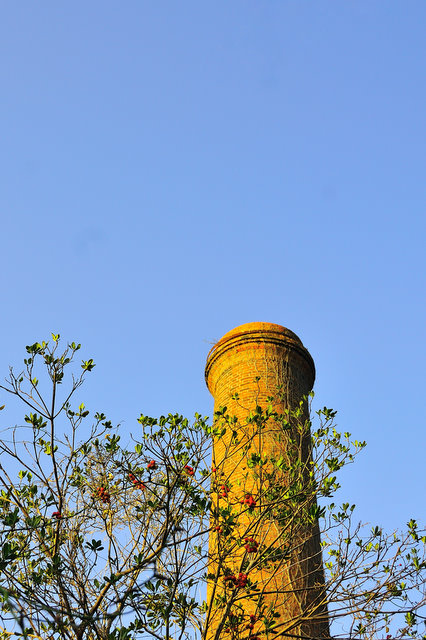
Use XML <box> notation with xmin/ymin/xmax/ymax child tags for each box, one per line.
<box><xmin>205</xmin><ymin>322</ymin><xmax>330</xmax><ymax>639</ymax></box>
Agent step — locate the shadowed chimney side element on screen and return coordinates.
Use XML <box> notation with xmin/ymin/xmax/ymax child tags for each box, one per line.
<box><xmin>205</xmin><ymin>322</ymin><xmax>330</xmax><ymax>640</ymax></box>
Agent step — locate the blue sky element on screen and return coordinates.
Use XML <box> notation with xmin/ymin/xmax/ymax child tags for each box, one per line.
<box><xmin>1</xmin><ymin>1</ymin><xmax>425</xmax><ymax>543</ymax></box>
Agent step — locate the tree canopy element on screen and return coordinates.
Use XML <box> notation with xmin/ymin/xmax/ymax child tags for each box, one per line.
<box><xmin>0</xmin><ymin>336</ymin><xmax>424</xmax><ymax>640</ymax></box>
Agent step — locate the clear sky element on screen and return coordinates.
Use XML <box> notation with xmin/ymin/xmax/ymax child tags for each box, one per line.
<box><xmin>1</xmin><ymin>0</ymin><xmax>425</xmax><ymax>551</ymax></box>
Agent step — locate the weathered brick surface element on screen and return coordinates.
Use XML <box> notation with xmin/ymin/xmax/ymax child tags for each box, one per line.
<box><xmin>205</xmin><ymin>323</ymin><xmax>330</xmax><ymax>639</ymax></box>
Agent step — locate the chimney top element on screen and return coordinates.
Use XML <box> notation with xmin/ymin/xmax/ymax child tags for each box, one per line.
<box><xmin>205</xmin><ymin>322</ymin><xmax>315</xmax><ymax>391</ymax></box>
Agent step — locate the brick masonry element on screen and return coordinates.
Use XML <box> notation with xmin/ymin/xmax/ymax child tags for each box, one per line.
<box><xmin>205</xmin><ymin>322</ymin><xmax>330</xmax><ymax>639</ymax></box>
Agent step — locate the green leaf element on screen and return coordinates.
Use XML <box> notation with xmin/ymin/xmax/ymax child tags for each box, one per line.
<box><xmin>85</xmin><ymin>539</ymin><xmax>104</xmax><ymax>552</ymax></box>
<box><xmin>82</xmin><ymin>359</ymin><xmax>95</xmax><ymax>371</ymax></box>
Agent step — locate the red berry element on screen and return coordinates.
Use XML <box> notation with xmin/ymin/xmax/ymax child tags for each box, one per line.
<box><xmin>236</xmin><ymin>573</ymin><xmax>248</xmax><ymax>587</ymax></box>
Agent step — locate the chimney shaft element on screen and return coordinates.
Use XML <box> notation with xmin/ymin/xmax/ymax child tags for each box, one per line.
<box><xmin>205</xmin><ymin>322</ymin><xmax>330</xmax><ymax>639</ymax></box>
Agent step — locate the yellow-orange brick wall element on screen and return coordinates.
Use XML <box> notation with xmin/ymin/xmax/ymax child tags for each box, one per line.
<box><xmin>204</xmin><ymin>323</ymin><xmax>330</xmax><ymax>640</ymax></box>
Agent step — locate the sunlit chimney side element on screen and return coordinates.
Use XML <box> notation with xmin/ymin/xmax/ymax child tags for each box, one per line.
<box><xmin>205</xmin><ymin>322</ymin><xmax>330</xmax><ymax>639</ymax></box>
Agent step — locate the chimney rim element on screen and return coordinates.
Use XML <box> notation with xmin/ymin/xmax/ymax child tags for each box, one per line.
<box><xmin>205</xmin><ymin>322</ymin><xmax>315</xmax><ymax>391</ymax></box>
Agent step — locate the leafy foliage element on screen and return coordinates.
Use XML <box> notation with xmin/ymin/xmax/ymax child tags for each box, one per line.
<box><xmin>0</xmin><ymin>337</ymin><xmax>424</xmax><ymax>639</ymax></box>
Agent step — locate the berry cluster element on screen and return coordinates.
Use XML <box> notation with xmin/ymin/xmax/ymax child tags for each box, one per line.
<box><xmin>213</xmin><ymin>525</ymin><xmax>223</xmax><ymax>533</ymax></box>
<box><xmin>223</xmin><ymin>573</ymin><xmax>248</xmax><ymax>588</ymax></box>
<box><xmin>128</xmin><ymin>473</ymin><xmax>146</xmax><ymax>490</ymax></box>
<box><xmin>223</xmin><ymin>613</ymin><xmax>240</xmax><ymax>635</ymax></box>
<box><xmin>223</xmin><ymin>612</ymin><xmax>260</xmax><ymax>638</ymax></box>
<box><xmin>244</xmin><ymin>536</ymin><xmax>259</xmax><ymax>553</ymax></box>
<box><xmin>93</xmin><ymin>486</ymin><xmax>110</xmax><ymax>504</ymax></box>
<box><xmin>147</xmin><ymin>460</ymin><xmax>157</xmax><ymax>470</ymax></box>
<box><xmin>241</xmin><ymin>493</ymin><xmax>256</xmax><ymax>508</ymax></box>
<box><xmin>219</xmin><ymin>484</ymin><xmax>230</xmax><ymax>498</ymax></box>
<box><xmin>246</xmin><ymin>614</ymin><xmax>258</xmax><ymax>631</ymax></box>
<box><xmin>51</xmin><ymin>511</ymin><xmax>61</xmax><ymax>519</ymax></box>
<box><xmin>183</xmin><ymin>465</ymin><xmax>194</xmax><ymax>476</ymax></box>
